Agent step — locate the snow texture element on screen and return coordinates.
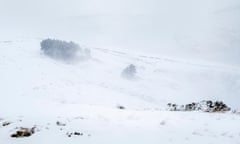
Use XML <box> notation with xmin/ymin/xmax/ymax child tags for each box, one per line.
<box><xmin>0</xmin><ymin>39</ymin><xmax>240</xmax><ymax>144</ymax></box>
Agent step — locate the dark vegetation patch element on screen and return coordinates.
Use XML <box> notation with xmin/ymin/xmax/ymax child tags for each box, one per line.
<box><xmin>40</xmin><ymin>39</ymin><xmax>90</xmax><ymax>61</ymax></box>
<box><xmin>41</xmin><ymin>39</ymin><xmax>80</xmax><ymax>60</ymax></box>
<box><xmin>121</xmin><ymin>64</ymin><xmax>137</xmax><ymax>79</ymax></box>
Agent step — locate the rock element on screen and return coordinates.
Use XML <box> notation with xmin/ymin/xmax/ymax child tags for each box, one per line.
<box><xmin>160</xmin><ymin>121</ymin><xmax>166</xmax><ymax>126</ymax></box>
<box><xmin>56</xmin><ymin>121</ymin><xmax>66</xmax><ymax>126</ymax></box>
<box><xmin>117</xmin><ymin>105</ymin><xmax>125</xmax><ymax>110</ymax></box>
<box><xmin>167</xmin><ymin>100</ymin><xmax>231</xmax><ymax>112</ymax></box>
<box><xmin>66</xmin><ymin>131</ymin><xmax>84</xmax><ymax>137</ymax></box>
<box><xmin>2</xmin><ymin>121</ymin><xmax>11</xmax><ymax>127</ymax></box>
<box><xmin>74</xmin><ymin>132</ymin><xmax>83</xmax><ymax>136</ymax></box>
<box><xmin>11</xmin><ymin>127</ymin><xmax>36</xmax><ymax>138</ymax></box>
<box><xmin>66</xmin><ymin>132</ymin><xmax>72</xmax><ymax>137</ymax></box>
<box><xmin>167</xmin><ymin>103</ymin><xmax>178</xmax><ymax>111</ymax></box>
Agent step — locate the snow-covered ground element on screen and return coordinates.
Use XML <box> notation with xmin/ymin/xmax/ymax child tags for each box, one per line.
<box><xmin>1</xmin><ymin>39</ymin><xmax>240</xmax><ymax>144</ymax></box>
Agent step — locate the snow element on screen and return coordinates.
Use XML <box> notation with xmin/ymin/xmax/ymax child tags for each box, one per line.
<box><xmin>1</xmin><ymin>39</ymin><xmax>240</xmax><ymax>143</ymax></box>
<box><xmin>0</xmin><ymin>0</ymin><xmax>240</xmax><ymax>143</ymax></box>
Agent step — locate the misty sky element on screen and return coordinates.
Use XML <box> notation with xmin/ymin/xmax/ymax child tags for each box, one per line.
<box><xmin>1</xmin><ymin>0</ymin><xmax>240</xmax><ymax>64</ymax></box>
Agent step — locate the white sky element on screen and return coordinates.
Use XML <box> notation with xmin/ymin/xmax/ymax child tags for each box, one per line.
<box><xmin>0</xmin><ymin>0</ymin><xmax>240</xmax><ymax>64</ymax></box>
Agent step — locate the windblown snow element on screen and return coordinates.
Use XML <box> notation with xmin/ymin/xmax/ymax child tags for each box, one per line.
<box><xmin>0</xmin><ymin>39</ymin><xmax>240</xmax><ymax>144</ymax></box>
<box><xmin>1</xmin><ymin>0</ymin><xmax>240</xmax><ymax>143</ymax></box>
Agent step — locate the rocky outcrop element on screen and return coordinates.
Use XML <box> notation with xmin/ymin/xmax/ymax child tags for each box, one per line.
<box><xmin>167</xmin><ymin>100</ymin><xmax>231</xmax><ymax>112</ymax></box>
<box><xmin>11</xmin><ymin>127</ymin><xmax>36</xmax><ymax>138</ymax></box>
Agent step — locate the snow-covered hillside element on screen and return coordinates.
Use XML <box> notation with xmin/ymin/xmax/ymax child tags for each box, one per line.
<box><xmin>1</xmin><ymin>39</ymin><xmax>240</xmax><ymax>144</ymax></box>
<box><xmin>1</xmin><ymin>39</ymin><xmax>240</xmax><ymax>111</ymax></box>
<box><xmin>1</xmin><ymin>0</ymin><xmax>240</xmax><ymax>143</ymax></box>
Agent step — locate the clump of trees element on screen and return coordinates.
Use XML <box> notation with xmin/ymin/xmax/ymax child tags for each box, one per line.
<box><xmin>121</xmin><ymin>64</ymin><xmax>137</xmax><ymax>79</ymax></box>
<box><xmin>40</xmin><ymin>39</ymin><xmax>90</xmax><ymax>61</ymax></box>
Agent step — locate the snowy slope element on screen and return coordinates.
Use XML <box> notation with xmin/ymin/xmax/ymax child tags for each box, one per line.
<box><xmin>1</xmin><ymin>39</ymin><xmax>240</xmax><ymax>111</ymax></box>
<box><xmin>1</xmin><ymin>39</ymin><xmax>240</xmax><ymax>144</ymax></box>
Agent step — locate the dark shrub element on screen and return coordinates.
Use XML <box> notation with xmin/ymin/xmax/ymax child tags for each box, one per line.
<box><xmin>41</xmin><ymin>39</ymin><xmax>82</xmax><ymax>60</ymax></box>
<box><xmin>121</xmin><ymin>64</ymin><xmax>137</xmax><ymax>79</ymax></box>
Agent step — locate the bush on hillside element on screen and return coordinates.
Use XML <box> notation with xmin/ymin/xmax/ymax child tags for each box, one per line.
<box><xmin>40</xmin><ymin>39</ymin><xmax>90</xmax><ymax>61</ymax></box>
<box><xmin>121</xmin><ymin>64</ymin><xmax>137</xmax><ymax>79</ymax></box>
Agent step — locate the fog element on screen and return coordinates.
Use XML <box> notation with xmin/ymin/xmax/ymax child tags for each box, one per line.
<box><xmin>1</xmin><ymin>0</ymin><xmax>240</xmax><ymax>64</ymax></box>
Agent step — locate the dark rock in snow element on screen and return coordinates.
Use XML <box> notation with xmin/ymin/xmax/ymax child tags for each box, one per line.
<box><xmin>74</xmin><ymin>132</ymin><xmax>83</xmax><ymax>136</ymax></box>
<box><xmin>117</xmin><ymin>105</ymin><xmax>126</xmax><ymax>110</ymax></box>
<box><xmin>2</xmin><ymin>121</ymin><xmax>11</xmax><ymax>127</ymax></box>
<box><xmin>167</xmin><ymin>100</ymin><xmax>231</xmax><ymax>112</ymax></box>
<box><xmin>11</xmin><ymin>127</ymin><xmax>36</xmax><ymax>138</ymax></box>
<box><xmin>66</xmin><ymin>131</ymin><xmax>83</xmax><ymax>137</ymax></box>
<box><xmin>56</xmin><ymin>121</ymin><xmax>66</xmax><ymax>126</ymax></box>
